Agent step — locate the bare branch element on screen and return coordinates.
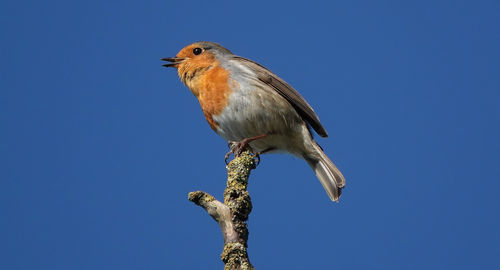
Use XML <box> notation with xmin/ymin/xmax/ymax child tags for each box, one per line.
<box><xmin>187</xmin><ymin>191</ymin><xmax>239</xmax><ymax>243</ymax></box>
<box><xmin>188</xmin><ymin>149</ymin><xmax>256</xmax><ymax>270</ymax></box>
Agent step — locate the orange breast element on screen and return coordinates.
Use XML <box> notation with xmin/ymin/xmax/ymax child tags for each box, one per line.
<box><xmin>190</xmin><ymin>65</ymin><xmax>233</xmax><ymax>131</ymax></box>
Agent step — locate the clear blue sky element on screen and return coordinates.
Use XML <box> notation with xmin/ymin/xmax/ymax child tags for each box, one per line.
<box><xmin>1</xmin><ymin>1</ymin><xmax>499</xmax><ymax>269</ymax></box>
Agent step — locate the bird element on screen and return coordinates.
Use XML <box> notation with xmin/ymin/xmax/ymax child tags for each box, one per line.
<box><xmin>162</xmin><ymin>41</ymin><xmax>346</xmax><ymax>201</ymax></box>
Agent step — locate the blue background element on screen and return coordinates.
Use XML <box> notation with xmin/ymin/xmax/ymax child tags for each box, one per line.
<box><xmin>2</xmin><ymin>1</ymin><xmax>499</xmax><ymax>269</ymax></box>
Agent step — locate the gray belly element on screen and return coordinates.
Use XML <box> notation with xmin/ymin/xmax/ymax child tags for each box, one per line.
<box><xmin>212</xmin><ymin>86</ymin><xmax>308</xmax><ymax>155</ymax></box>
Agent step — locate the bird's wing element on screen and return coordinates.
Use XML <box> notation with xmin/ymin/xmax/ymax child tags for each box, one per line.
<box><xmin>232</xmin><ymin>56</ymin><xmax>328</xmax><ymax>137</ymax></box>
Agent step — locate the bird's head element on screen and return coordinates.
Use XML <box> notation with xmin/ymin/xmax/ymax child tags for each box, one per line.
<box><xmin>162</xmin><ymin>42</ymin><xmax>232</xmax><ymax>78</ymax></box>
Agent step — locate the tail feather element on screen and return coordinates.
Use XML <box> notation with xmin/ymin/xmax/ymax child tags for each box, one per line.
<box><xmin>305</xmin><ymin>143</ymin><xmax>346</xmax><ymax>202</ymax></box>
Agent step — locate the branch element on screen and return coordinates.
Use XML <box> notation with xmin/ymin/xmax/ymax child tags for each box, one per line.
<box><xmin>188</xmin><ymin>149</ymin><xmax>256</xmax><ymax>270</ymax></box>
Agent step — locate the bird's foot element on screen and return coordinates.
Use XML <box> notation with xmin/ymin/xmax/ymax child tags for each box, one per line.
<box><xmin>224</xmin><ymin>134</ymin><xmax>268</xmax><ymax>164</ymax></box>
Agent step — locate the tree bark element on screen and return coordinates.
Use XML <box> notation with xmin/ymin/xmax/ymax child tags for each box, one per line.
<box><xmin>188</xmin><ymin>149</ymin><xmax>256</xmax><ymax>270</ymax></box>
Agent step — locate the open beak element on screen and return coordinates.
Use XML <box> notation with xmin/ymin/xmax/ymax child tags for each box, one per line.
<box><xmin>161</xmin><ymin>57</ymin><xmax>186</xmax><ymax>68</ymax></box>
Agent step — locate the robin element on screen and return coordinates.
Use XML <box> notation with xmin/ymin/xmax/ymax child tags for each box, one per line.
<box><xmin>162</xmin><ymin>41</ymin><xmax>346</xmax><ymax>201</ymax></box>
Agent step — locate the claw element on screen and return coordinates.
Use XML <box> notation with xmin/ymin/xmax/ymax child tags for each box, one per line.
<box><xmin>225</xmin><ymin>142</ymin><xmax>236</xmax><ymax>164</ymax></box>
<box><xmin>253</xmin><ymin>152</ymin><xmax>261</xmax><ymax>165</ymax></box>
<box><xmin>223</xmin><ymin>134</ymin><xmax>268</xmax><ymax>164</ymax></box>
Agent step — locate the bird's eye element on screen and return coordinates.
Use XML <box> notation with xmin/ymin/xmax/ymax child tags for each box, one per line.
<box><xmin>193</xmin><ymin>48</ymin><xmax>202</xmax><ymax>55</ymax></box>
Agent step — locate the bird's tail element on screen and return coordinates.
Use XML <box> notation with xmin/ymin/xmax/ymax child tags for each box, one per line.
<box><xmin>305</xmin><ymin>142</ymin><xmax>346</xmax><ymax>202</ymax></box>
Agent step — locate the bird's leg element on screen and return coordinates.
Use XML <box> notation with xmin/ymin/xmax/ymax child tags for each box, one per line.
<box><xmin>225</xmin><ymin>134</ymin><xmax>268</xmax><ymax>164</ymax></box>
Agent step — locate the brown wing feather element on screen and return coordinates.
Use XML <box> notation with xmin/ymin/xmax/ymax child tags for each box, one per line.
<box><xmin>233</xmin><ymin>56</ymin><xmax>328</xmax><ymax>137</ymax></box>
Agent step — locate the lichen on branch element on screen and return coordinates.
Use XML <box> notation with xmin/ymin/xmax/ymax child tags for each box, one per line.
<box><xmin>188</xmin><ymin>149</ymin><xmax>256</xmax><ymax>270</ymax></box>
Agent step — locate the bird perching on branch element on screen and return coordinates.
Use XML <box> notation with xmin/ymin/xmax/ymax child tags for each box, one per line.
<box><xmin>163</xmin><ymin>41</ymin><xmax>346</xmax><ymax>201</ymax></box>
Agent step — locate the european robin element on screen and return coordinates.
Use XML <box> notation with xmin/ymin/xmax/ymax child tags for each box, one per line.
<box><xmin>162</xmin><ymin>41</ymin><xmax>346</xmax><ymax>201</ymax></box>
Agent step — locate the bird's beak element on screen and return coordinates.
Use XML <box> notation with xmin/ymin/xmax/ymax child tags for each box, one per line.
<box><xmin>161</xmin><ymin>57</ymin><xmax>186</xmax><ymax>68</ymax></box>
